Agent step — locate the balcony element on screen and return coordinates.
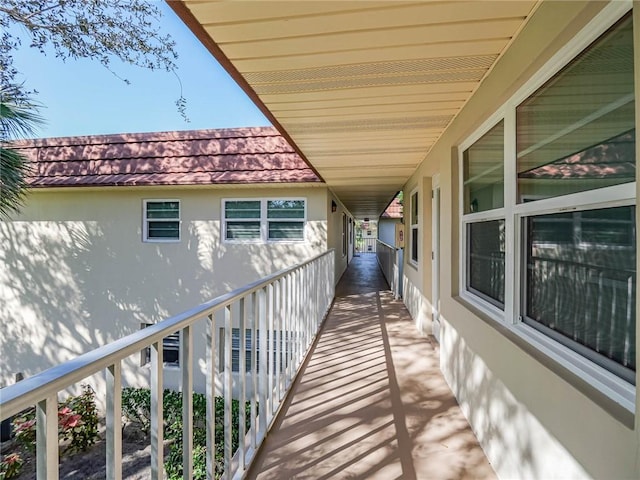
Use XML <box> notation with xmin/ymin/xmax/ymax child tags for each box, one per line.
<box><xmin>0</xmin><ymin>252</ymin><xmax>492</xmax><ymax>479</ymax></box>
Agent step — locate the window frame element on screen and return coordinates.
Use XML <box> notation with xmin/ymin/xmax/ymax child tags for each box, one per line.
<box><xmin>222</xmin><ymin>198</ymin><xmax>307</xmax><ymax>244</ymax></box>
<box><xmin>458</xmin><ymin>0</ymin><xmax>636</xmax><ymax>412</ymax></box>
<box><xmin>409</xmin><ymin>188</ymin><xmax>419</xmax><ymax>266</ymax></box>
<box><xmin>143</xmin><ymin>199</ymin><xmax>181</xmax><ymax>243</ymax></box>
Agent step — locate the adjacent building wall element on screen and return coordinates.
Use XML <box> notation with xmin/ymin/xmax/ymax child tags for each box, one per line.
<box><xmin>377</xmin><ymin>219</ymin><xmax>398</xmax><ymax>246</ymax></box>
<box><xmin>0</xmin><ymin>184</ymin><xmax>331</xmax><ymax>394</ymax></box>
<box><xmin>404</xmin><ymin>1</ymin><xmax>639</xmax><ymax>478</ymax></box>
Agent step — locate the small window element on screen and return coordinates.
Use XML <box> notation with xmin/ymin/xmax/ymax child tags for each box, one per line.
<box><xmin>140</xmin><ymin>324</ymin><xmax>180</xmax><ymax>367</ymax></box>
<box><xmin>267</xmin><ymin>200</ymin><xmax>305</xmax><ymax>240</ymax></box>
<box><xmin>410</xmin><ymin>190</ymin><xmax>419</xmax><ymax>264</ymax></box>
<box><xmin>144</xmin><ymin>200</ymin><xmax>180</xmax><ymax>241</ymax></box>
<box><xmin>223</xmin><ymin>199</ymin><xmax>306</xmax><ymax>242</ymax></box>
<box><xmin>342</xmin><ymin>213</ymin><xmax>347</xmax><ymax>256</ymax></box>
<box><xmin>224</xmin><ymin>200</ymin><xmax>261</xmax><ymax>240</ymax></box>
<box><xmin>219</xmin><ymin>328</ymin><xmax>291</xmax><ymax>372</ymax></box>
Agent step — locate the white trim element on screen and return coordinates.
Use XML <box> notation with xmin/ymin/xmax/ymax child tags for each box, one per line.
<box><xmin>513</xmin><ymin>323</ymin><xmax>635</xmax><ymax>412</ymax></box>
<box><xmin>222</xmin><ymin>198</ymin><xmax>307</xmax><ymax>244</ymax></box>
<box><xmin>142</xmin><ymin>199</ymin><xmax>181</xmax><ymax>243</ymax></box>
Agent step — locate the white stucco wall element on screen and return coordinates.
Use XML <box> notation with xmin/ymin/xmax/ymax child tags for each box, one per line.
<box><xmin>401</xmin><ymin>1</ymin><xmax>640</xmax><ymax>478</ymax></box>
<box><xmin>0</xmin><ymin>184</ymin><xmax>333</xmax><ymax>395</ymax></box>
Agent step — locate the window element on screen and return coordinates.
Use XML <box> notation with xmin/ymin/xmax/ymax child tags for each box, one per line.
<box><xmin>219</xmin><ymin>328</ymin><xmax>291</xmax><ymax>372</ymax></box>
<box><xmin>462</xmin><ymin>121</ymin><xmax>505</xmax><ymax>309</ymax></box>
<box><xmin>140</xmin><ymin>324</ymin><xmax>180</xmax><ymax>367</ymax></box>
<box><xmin>342</xmin><ymin>213</ymin><xmax>347</xmax><ymax>256</ymax></box>
<box><xmin>410</xmin><ymin>189</ymin><xmax>419</xmax><ymax>264</ymax></box>
<box><xmin>460</xmin><ymin>6</ymin><xmax>635</xmax><ymax>399</ymax></box>
<box><xmin>223</xmin><ymin>199</ymin><xmax>306</xmax><ymax>242</ymax></box>
<box><xmin>143</xmin><ymin>200</ymin><xmax>180</xmax><ymax>241</ymax></box>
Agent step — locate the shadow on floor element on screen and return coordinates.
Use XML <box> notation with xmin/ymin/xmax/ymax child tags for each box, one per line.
<box><xmin>246</xmin><ymin>255</ymin><xmax>495</xmax><ymax>480</ymax></box>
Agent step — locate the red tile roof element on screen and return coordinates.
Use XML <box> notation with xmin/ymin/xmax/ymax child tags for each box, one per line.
<box><xmin>381</xmin><ymin>196</ymin><xmax>403</xmax><ymax>219</ymax></box>
<box><xmin>12</xmin><ymin>127</ymin><xmax>321</xmax><ymax>187</ymax></box>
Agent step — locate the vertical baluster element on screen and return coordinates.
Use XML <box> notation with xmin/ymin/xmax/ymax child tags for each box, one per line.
<box><xmin>258</xmin><ymin>287</ymin><xmax>268</xmax><ymax>440</ymax></box>
<box><xmin>150</xmin><ymin>341</ymin><xmax>163</xmax><ymax>480</ymax></box>
<box><xmin>36</xmin><ymin>394</ymin><xmax>58</xmax><ymax>480</ymax></box>
<box><xmin>224</xmin><ymin>304</ymin><xmax>233</xmax><ymax>477</ymax></box>
<box><xmin>106</xmin><ymin>362</ymin><xmax>122</xmax><ymax>480</ymax></box>
<box><xmin>181</xmin><ymin>325</ymin><xmax>193</xmax><ymax>480</ymax></box>
<box><xmin>284</xmin><ymin>273</ymin><xmax>292</xmax><ymax>388</ymax></box>
<box><xmin>275</xmin><ymin>279</ymin><xmax>282</xmax><ymax>403</ymax></box>
<box><xmin>292</xmin><ymin>269</ymin><xmax>299</xmax><ymax>369</ymax></box>
<box><xmin>206</xmin><ymin>313</ymin><xmax>217</xmax><ymax>480</ymax></box>
<box><xmin>250</xmin><ymin>292</ymin><xmax>258</xmax><ymax>450</ymax></box>
<box><xmin>267</xmin><ymin>283</ymin><xmax>275</xmax><ymax>420</ymax></box>
<box><xmin>238</xmin><ymin>297</ymin><xmax>247</xmax><ymax>472</ymax></box>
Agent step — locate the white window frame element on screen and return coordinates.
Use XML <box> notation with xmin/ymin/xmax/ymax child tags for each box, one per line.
<box><xmin>222</xmin><ymin>198</ymin><xmax>307</xmax><ymax>244</ymax></box>
<box><xmin>458</xmin><ymin>0</ymin><xmax>636</xmax><ymax>412</ymax></box>
<box><xmin>143</xmin><ymin>199</ymin><xmax>181</xmax><ymax>243</ymax></box>
<box><xmin>409</xmin><ymin>188</ymin><xmax>419</xmax><ymax>266</ymax></box>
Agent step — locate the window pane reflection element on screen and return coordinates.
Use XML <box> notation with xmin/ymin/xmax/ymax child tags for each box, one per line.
<box><xmin>516</xmin><ymin>15</ymin><xmax>635</xmax><ymax>202</ymax></box>
<box><xmin>524</xmin><ymin>206</ymin><xmax>636</xmax><ymax>382</ymax></box>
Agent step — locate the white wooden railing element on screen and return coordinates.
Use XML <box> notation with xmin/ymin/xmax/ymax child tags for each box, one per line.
<box><xmin>356</xmin><ymin>237</ymin><xmax>377</xmax><ymax>254</ymax></box>
<box><xmin>0</xmin><ymin>250</ymin><xmax>335</xmax><ymax>480</ymax></box>
<box><xmin>376</xmin><ymin>240</ymin><xmax>403</xmax><ymax>299</ymax></box>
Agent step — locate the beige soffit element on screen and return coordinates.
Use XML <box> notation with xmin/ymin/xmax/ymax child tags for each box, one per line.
<box><xmin>170</xmin><ymin>1</ymin><xmax>539</xmax><ymax>218</ymax></box>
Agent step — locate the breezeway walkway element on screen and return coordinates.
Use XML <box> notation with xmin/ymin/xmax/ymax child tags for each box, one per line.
<box><xmin>246</xmin><ymin>254</ymin><xmax>495</xmax><ymax>480</ymax></box>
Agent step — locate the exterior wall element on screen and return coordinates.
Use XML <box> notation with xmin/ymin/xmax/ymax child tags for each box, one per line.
<box><xmin>403</xmin><ymin>1</ymin><xmax>640</xmax><ymax>478</ymax></box>
<box><xmin>326</xmin><ymin>192</ymin><xmax>352</xmax><ymax>284</ymax></box>
<box><xmin>402</xmin><ymin>176</ymin><xmax>433</xmax><ymax>335</ymax></box>
<box><xmin>377</xmin><ymin>219</ymin><xmax>399</xmax><ymax>247</ymax></box>
<box><xmin>0</xmin><ymin>185</ymin><xmax>330</xmax><ymax>395</ymax></box>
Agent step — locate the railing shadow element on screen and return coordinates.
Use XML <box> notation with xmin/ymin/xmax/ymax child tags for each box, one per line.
<box><xmin>246</xmin><ymin>256</ymin><xmax>494</xmax><ymax>479</ymax></box>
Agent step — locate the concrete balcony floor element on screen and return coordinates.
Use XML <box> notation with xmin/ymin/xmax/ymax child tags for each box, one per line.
<box><xmin>246</xmin><ymin>254</ymin><xmax>495</xmax><ymax>480</ymax></box>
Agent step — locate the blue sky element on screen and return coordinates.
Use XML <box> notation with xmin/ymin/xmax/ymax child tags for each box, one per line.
<box><xmin>12</xmin><ymin>2</ymin><xmax>269</xmax><ymax>139</ymax></box>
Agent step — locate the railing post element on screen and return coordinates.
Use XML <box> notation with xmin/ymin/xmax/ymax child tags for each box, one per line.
<box><xmin>267</xmin><ymin>283</ymin><xmax>275</xmax><ymax>417</ymax></box>
<box><xmin>36</xmin><ymin>394</ymin><xmax>58</xmax><ymax>480</ymax></box>
<box><xmin>150</xmin><ymin>341</ymin><xmax>164</xmax><ymax>480</ymax></box>
<box><xmin>250</xmin><ymin>292</ymin><xmax>258</xmax><ymax>450</ymax></box>
<box><xmin>274</xmin><ymin>279</ymin><xmax>282</xmax><ymax>403</ymax></box>
<box><xmin>181</xmin><ymin>325</ymin><xmax>193</xmax><ymax>480</ymax></box>
<box><xmin>206</xmin><ymin>314</ymin><xmax>217</xmax><ymax>480</ymax></box>
<box><xmin>106</xmin><ymin>362</ymin><xmax>122</xmax><ymax>480</ymax></box>
<box><xmin>238</xmin><ymin>297</ymin><xmax>247</xmax><ymax>470</ymax></box>
<box><xmin>223</xmin><ymin>304</ymin><xmax>233</xmax><ymax>477</ymax></box>
<box><xmin>258</xmin><ymin>287</ymin><xmax>268</xmax><ymax>439</ymax></box>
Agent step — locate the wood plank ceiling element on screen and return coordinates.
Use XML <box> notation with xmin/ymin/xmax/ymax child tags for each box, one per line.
<box><xmin>170</xmin><ymin>1</ymin><xmax>539</xmax><ymax>218</ymax></box>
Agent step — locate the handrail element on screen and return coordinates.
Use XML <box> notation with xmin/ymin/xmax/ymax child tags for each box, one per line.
<box><xmin>0</xmin><ymin>250</ymin><xmax>332</xmax><ymax>418</ymax></box>
<box><xmin>0</xmin><ymin>249</ymin><xmax>336</xmax><ymax>480</ymax></box>
<box><xmin>376</xmin><ymin>239</ymin><xmax>396</xmax><ymax>250</ymax></box>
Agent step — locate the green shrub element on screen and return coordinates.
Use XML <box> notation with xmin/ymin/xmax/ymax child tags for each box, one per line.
<box><xmin>121</xmin><ymin>387</ymin><xmax>252</xmax><ymax>479</ymax></box>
